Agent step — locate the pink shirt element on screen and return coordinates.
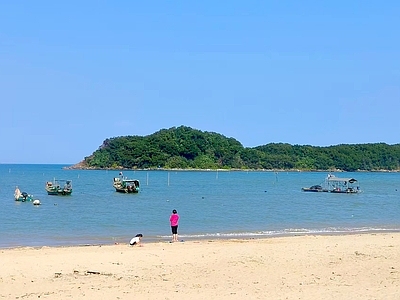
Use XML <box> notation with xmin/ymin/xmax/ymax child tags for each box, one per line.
<box><xmin>170</xmin><ymin>214</ymin><xmax>179</xmax><ymax>226</ymax></box>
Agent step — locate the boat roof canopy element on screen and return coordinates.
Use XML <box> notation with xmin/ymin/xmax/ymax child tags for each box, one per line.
<box><xmin>124</xmin><ymin>179</ymin><xmax>139</xmax><ymax>183</ymax></box>
<box><xmin>51</xmin><ymin>179</ymin><xmax>71</xmax><ymax>183</ymax></box>
<box><xmin>327</xmin><ymin>177</ymin><xmax>357</xmax><ymax>183</ymax></box>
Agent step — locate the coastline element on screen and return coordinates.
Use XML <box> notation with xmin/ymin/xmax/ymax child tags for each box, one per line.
<box><xmin>4</xmin><ymin>228</ymin><xmax>400</xmax><ymax>250</ymax></box>
<box><xmin>2</xmin><ymin>232</ymin><xmax>400</xmax><ymax>299</ymax></box>
<box><xmin>64</xmin><ymin>163</ymin><xmax>400</xmax><ymax>173</ymax></box>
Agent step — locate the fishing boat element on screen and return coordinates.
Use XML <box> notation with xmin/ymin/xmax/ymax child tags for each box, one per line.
<box><xmin>45</xmin><ymin>179</ymin><xmax>73</xmax><ymax>195</ymax></box>
<box><xmin>15</xmin><ymin>191</ymin><xmax>34</xmax><ymax>202</ymax></box>
<box><xmin>325</xmin><ymin>175</ymin><xmax>361</xmax><ymax>193</ymax></box>
<box><xmin>301</xmin><ymin>185</ymin><xmax>327</xmax><ymax>192</ymax></box>
<box><xmin>14</xmin><ymin>186</ymin><xmax>33</xmax><ymax>201</ymax></box>
<box><xmin>113</xmin><ymin>173</ymin><xmax>140</xmax><ymax>193</ymax></box>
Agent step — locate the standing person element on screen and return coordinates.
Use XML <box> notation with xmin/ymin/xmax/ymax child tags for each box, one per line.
<box><xmin>169</xmin><ymin>209</ymin><xmax>180</xmax><ymax>242</ymax></box>
<box><xmin>14</xmin><ymin>186</ymin><xmax>21</xmax><ymax>200</ymax></box>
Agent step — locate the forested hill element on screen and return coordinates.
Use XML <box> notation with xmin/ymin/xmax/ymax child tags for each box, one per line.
<box><xmin>73</xmin><ymin>126</ymin><xmax>400</xmax><ymax>171</ymax></box>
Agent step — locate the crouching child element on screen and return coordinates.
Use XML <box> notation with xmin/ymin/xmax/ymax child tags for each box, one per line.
<box><xmin>129</xmin><ymin>234</ymin><xmax>143</xmax><ymax>246</ymax></box>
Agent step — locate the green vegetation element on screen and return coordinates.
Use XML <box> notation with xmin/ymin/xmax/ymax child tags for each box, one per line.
<box><xmin>81</xmin><ymin>126</ymin><xmax>400</xmax><ymax>171</ymax></box>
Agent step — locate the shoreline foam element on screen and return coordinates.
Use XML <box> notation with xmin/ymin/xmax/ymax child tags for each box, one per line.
<box><xmin>3</xmin><ymin>227</ymin><xmax>400</xmax><ymax>250</ymax></box>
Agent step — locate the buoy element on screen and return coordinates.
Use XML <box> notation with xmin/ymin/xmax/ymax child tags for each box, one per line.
<box><xmin>33</xmin><ymin>199</ymin><xmax>41</xmax><ymax>205</ymax></box>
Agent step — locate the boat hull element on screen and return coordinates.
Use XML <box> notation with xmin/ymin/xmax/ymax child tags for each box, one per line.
<box><xmin>330</xmin><ymin>189</ymin><xmax>360</xmax><ymax>194</ymax></box>
<box><xmin>301</xmin><ymin>188</ymin><xmax>328</xmax><ymax>192</ymax></box>
<box><xmin>46</xmin><ymin>188</ymin><xmax>72</xmax><ymax>196</ymax></box>
<box><xmin>15</xmin><ymin>195</ymin><xmax>34</xmax><ymax>202</ymax></box>
<box><xmin>114</xmin><ymin>188</ymin><xmax>139</xmax><ymax>193</ymax></box>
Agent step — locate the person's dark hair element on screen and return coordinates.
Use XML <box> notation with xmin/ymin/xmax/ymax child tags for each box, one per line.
<box><xmin>135</xmin><ymin>233</ymin><xmax>143</xmax><ymax>237</ymax></box>
<box><xmin>172</xmin><ymin>209</ymin><xmax>177</xmax><ymax>214</ymax></box>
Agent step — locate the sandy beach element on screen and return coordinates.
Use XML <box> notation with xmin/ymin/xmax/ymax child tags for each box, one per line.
<box><xmin>1</xmin><ymin>233</ymin><xmax>399</xmax><ymax>299</ymax></box>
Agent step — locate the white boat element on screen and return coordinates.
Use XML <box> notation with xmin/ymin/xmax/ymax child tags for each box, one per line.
<box><xmin>325</xmin><ymin>175</ymin><xmax>361</xmax><ymax>193</ymax></box>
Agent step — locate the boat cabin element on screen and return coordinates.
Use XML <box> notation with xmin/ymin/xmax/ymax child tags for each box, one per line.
<box><xmin>325</xmin><ymin>175</ymin><xmax>360</xmax><ymax>193</ymax></box>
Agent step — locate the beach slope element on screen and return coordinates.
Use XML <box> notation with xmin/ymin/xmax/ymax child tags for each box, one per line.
<box><xmin>1</xmin><ymin>233</ymin><xmax>399</xmax><ymax>299</ymax></box>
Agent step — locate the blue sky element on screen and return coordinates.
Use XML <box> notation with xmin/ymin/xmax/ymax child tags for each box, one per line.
<box><xmin>1</xmin><ymin>1</ymin><xmax>399</xmax><ymax>164</ymax></box>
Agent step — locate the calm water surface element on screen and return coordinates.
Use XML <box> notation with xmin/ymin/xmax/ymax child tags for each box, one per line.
<box><xmin>1</xmin><ymin>164</ymin><xmax>399</xmax><ymax>248</ymax></box>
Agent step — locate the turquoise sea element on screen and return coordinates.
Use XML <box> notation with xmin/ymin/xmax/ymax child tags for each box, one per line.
<box><xmin>1</xmin><ymin>164</ymin><xmax>399</xmax><ymax>249</ymax></box>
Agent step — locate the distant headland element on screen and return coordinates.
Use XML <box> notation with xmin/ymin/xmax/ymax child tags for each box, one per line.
<box><xmin>66</xmin><ymin>126</ymin><xmax>400</xmax><ymax>172</ymax></box>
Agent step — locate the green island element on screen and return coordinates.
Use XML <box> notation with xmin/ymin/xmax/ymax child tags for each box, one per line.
<box><xmin>70</xmin><ymin>126</ymin><xmax>400</xmax><ymax>172</ymax></box>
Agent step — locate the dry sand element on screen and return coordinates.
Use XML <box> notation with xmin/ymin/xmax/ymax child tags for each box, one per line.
<box><xmin>1</xmin><ymin>233</ymin><xmax>400</xmax><ymax>299</ymax></box>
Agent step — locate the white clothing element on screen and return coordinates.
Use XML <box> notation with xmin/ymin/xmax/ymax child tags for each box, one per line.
<box><xmin>14</xmin><ymin>188</ymin><xmax>21</xmax><ymax>200</ymax></box>
<box><xmin>129</xmin><ymin>236</ymin><xmax>140</xmax><ymax>245</ymax></box>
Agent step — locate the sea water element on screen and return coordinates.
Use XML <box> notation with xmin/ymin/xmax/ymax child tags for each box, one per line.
<box><xmin>0</xmin><ymin>164</ymin><xmax>399</xmax><ymax>248</ymax></box>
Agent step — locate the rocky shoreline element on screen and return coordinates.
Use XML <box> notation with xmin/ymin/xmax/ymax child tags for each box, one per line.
<box><xmin>63</xmin><ymin>161</ymin><xmax>399</xmax><ymax>172</ymax></box>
